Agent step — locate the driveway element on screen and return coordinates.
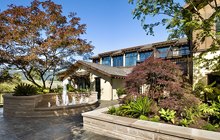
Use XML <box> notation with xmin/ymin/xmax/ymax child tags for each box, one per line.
<box><xmin>0</xmin><ymin>100</ymin><xmax>120</xmax><ymax>140</ymax></box>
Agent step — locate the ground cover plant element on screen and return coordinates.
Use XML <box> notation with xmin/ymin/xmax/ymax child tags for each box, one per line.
<box><xmin>107</xmin><ymin>58</ymin><xmax>220</xmax><ymax>132</ymax></box>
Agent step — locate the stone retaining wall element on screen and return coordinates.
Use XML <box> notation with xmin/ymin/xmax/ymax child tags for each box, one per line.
<box><xmin>82</xmin><ymin>105</ymin><xmax>220</xmax><ymax>140</ymax></box>
<box><xmin>3</xmin><ymin>91</ymin><xmax>98</xmax><ymax>117</ymax></box>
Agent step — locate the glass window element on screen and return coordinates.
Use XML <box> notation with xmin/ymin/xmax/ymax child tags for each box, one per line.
<box><xmin>102</xmin><ymin>56</ymin><xmax>111</xmax><ymax>66</ymax></box>
<box><xmin>140</xmin><ymin>51</ymin><xmax>152</xmax><ymax>62</ymax></box>
<box><xmin>125</xmin><ymin>52</ymin><xmax>137</xmax><ymax>66</ymax></box>
<box><xmin>113</xmin><ymin>56</ymin><xmax>123</xmax><ymax>67</ymax></box>
<box><xmin>95</xmin><ymin>59</ymin><xmax>99</xmax><ymax>63</ymax></box>
<box><xmin>157</xmin><ymin>47</ymin><xmax>169</xmax><ymax>58</ymax></box>
<box><xmin>172</xmin><ymin>46</ymin><xmax>190</xmax><ymax>56</ymax></box>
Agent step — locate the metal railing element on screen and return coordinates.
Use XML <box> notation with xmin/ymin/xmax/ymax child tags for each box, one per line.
<box><xmin>0</xmin><ymin>92</ymin><xmax>14</xmax><ymax>105</ymax></box>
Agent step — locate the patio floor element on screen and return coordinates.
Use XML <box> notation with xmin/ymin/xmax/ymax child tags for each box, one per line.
<box><xmin>0</xmin><ymin>100</ymin><xmax>120</xmax><ymax>140</ymax></box>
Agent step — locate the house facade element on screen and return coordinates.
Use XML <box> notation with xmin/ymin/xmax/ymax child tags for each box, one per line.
<box><xmin>62</xmin><ymin>2</ymin><xmax>220</xmax><ymax>100</ymax></box>
<box><xmin>63</xmin><ymin>37</ymin><xmax>192</xmax><ymax>100</ymax></box>
<box><xmin>184</xmin><ymin>1</ymin><xmax>220</xmax><ymax>88</ymax></box>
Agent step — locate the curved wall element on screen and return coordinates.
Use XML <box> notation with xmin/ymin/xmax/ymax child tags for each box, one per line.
<box><xmin>3</xmin><ymin>91</ymin><xmax>98</xmax><ymax>117</ymax></box>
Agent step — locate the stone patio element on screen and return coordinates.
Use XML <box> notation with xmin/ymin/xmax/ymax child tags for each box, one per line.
<box><xmin>0</xmin><ymin>100</ymin><xmax>120</xmax><ymax>140</ymax></box>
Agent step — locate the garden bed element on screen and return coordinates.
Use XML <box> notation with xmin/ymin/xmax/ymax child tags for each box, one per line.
<box><xmin>82</xmin><ymin>105</ymin><xmax>220</xmax><ymax>140</ymax></box>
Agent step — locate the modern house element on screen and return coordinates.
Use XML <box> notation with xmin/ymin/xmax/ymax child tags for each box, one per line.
<box><xmin>61</xmin><ymin>2</ymin><xmax>220</xmax><ymax>101</ymax></box>
<box><xmin>62</xmin><ymin>37</ymin><xmax>192</xmax><ymax>100</ymax></box>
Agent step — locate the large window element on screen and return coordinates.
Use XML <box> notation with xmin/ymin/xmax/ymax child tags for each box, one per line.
<box><xmin>157</xmin><ymin>47</ymin><xmax>169</xmax><ymax>58</ymax></box>
<box><xmin>102</xmin><ymin>56</ymin><xmax>111</xmax><ymax>66</ymax></box>
<box><xmin>140</xmin><ymin>51</ymin><xmax>152</xmax><ymax>62</ymax></box>
<box><xmin>172</xmin><ymin>46</ymin><xmax>190</xmax><ymax>56</ymax></box>
<box><xmin>113</xmin><ymin>56</ymin><xmax>123</xmax><ymax>67</ymax></box>
<box><xmin>125</xmin><ymin>52</ymin><xmax>137</xmax><ymax>66</ymax></box>
<box><xmin>95</xmin><ymin>59</ymin><xmax>99</xmax><ymax>63</ymax></box>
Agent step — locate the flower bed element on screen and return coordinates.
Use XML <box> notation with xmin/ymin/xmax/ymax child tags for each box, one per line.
<box><xmin>82</xmin><ymin>105</ymin><xmax>220</xmax><ymax>140</ymax></box>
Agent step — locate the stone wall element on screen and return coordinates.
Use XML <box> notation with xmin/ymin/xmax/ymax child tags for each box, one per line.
<box><xmin>3</xmin><ymin>91</ymin><xmax>98</xmax><ymax>117</ymax></box>
<box><xmin>82</xmin><ymin>105</ymin><xmax>220</xmax><ymax>140</ymax></box>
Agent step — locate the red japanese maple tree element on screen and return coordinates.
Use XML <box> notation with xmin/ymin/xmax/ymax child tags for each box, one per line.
<box><xmin>124</xmin><ymin>57</ymin><xmax>192</xmax><ymax>111</ymax></box>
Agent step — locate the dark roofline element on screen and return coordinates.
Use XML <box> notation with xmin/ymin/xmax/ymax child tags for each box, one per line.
<box><xmin>111</xmin><ymin>52</ymin><xmax>124</xmax><ymax>57</ymax></box>
<box><xmin>138</xmin><ymin>48</ymin><xmax>154</xmax><ymax>52</ymax></box>
<box><xmin>89</xmin><ymin>38</ymin><xmax>189</xmax><ymax>59</ymax></box>
<box><xmin>76</xmin><ymin>60</ymin><xmax>126</xmax><ymax>79</ymax></box>
<box><xmin>121</xmin><ymin>45</ymin><xmax>143</xmax><ymax>52</ymax></box>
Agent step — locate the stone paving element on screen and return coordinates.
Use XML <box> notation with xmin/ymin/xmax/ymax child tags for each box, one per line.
<box><xmin>0</xmin><ymin>100</ymin><xmax>120</xmax><ymax>140</ymax></box>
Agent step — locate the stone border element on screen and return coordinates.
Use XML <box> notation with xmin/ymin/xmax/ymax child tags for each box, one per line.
<box><xmin>82</xmin><ymin>104</ymin><xmax>220</xmax><ymax>140</ymax></box>
<box><xmin>3</xmin><ymin>91</ymin><xmax>98</xmax><ymax>117</ymax></box>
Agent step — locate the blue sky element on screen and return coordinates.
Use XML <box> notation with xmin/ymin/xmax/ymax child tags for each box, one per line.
<box><xmin>0</xmin><ymin>0</ymin><xmax>185</xmax><ymax>58</ymax></box>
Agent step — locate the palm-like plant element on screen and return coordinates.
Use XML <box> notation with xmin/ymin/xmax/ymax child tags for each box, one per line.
<box><xmin>13</xmin><ymin>83</ymin><xmax>38</xmax><ymax>96</ymax></box>
<box><xmin>127</xmin><ymin>95</ymin><xmax>153</xmax><ymax>117</ymax></box>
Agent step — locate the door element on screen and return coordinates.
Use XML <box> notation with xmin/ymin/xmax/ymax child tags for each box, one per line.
<box><xmin>95</xmin><ymin>78</ymin><xmax>101</xmax><ymax>100</ymax></box>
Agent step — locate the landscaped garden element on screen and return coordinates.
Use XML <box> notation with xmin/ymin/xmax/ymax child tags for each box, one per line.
<box><xmin>107</xmin><ymin>57</ymin><xmax>220</xmax><ymax>132</ymax></box>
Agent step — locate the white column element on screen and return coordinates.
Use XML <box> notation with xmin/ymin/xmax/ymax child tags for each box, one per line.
<box><xmin>111</xmin><ymin>57</ymin><xmax>113</xmax><ymax>67</ymax></box>
<box><xmin>137</xmin><ymin>52</ymin><xmax>140</xmax><ymax>61</ymax></box>
<box><xmin>100</xmin><ymin>58</ymin><xmax>102</xmax><ymax>65</ymax></box>
<box><xmin>123</xmin><ymin>54</ymin><xmax>126</xmax><ymax>67</ymax></box>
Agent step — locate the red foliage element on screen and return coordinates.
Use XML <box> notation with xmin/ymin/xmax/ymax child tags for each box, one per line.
<box><xmin>0</xmin><ymin>1</ymin><xmax>94</xmax><ymax>89</ymax></box>
<box><xmin>119</xmin><ymin>92</ymin><xmax>140</xmax><ymax>104</ymax></box>
<box><xmin>124</xmin><ymin>57</ymin><xmax>193</xmax><ymax>112</ymax></box>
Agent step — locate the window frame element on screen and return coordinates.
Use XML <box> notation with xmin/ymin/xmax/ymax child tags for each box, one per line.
<box><xmin>113</xmin><ymin>56</ymin><xmax>123</xmax><ymax>67</ymax></box>
<box><xmin>102</xmin><ymin>56</ymin><xmax>111</xmax><ymax>66</ymax></box>
<box><xmin>140</xmin><ymin>51</ymin><xmax>152</xmax><ymax>62</ymax></box>
<box><xmin>157</xmin><ymin>47</ymin><xmax>169</xmax><ymax>58</ymax></box>
<box><xmin>125</xmin><ymin>52</ymin><xmax>138</xmax><ymax>66</ymax></box>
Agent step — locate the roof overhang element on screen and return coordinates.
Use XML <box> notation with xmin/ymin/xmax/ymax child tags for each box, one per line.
<box><xmin>76</xmin><ymin>61</ymin><xmax>126</xmax><ymax>79</ymax></box>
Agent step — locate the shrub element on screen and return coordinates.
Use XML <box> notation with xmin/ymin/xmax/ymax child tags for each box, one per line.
<box><xmin>180</xmin><ymin>118</ymin><xmax>193</xmax><ymax>127</ymax></box>
<box><xmin>140</xmin><ymin>115</ymin><xmax>148</xmax><ymax>121</ymax></box>
<box><xmin>154</xmin><ymin>115</ymin><xmax>160</xmax><ymax>120</ymax></box>
<box><xmin>13</xmin><ymin>83</ymin><xmax>38</xmax><ymax>96</ymax></box>
<box><xmin>184</xmin><ymin>106</ymin><xmax>196</xmax><ymax>124</ymax></box>
<box><xmin>203</xmin><ymin>124</ymin><xmax>217</xmax><ymax>131</ymax></box>
<box><xmin>53</xmin><ymin>86</ymin><xmax>63</xmax><ymax>93</ymax></box>
<box><xmin>116</xmin><ymin>88</ymin><xmax>127</xmax><ymax>97</ymax></box>
<box><xmin>36</xmin><ymin>87</ymin><xmax>50</xmax><ymax>94</ymax></box>
<box><xmin>151</xmin><ymin>118</ymin><xmax>159</xmax><ymax>122</ymax></box>
<box><xmin>159</xmin><ymin>93</ymin><xmax>201</xmax><ymax>113</ymax></box>
<box><xmin>193</xmin><ymin>82</ymin><xmax>220</xmax><ymax>102</ymax></box>
<box><xmin>67</xmin><ymin>84</ymin><xmax>76</xmax><ymax>92</ymax></box>
<box><xmin>107</xmin><ymin>106</ymin><xmax>116</xmax><ymax>115</ymax></box>
<box><xmin>159</xmin><ymin>108</ymin><xmax>176</xmax><ymax>124</ymax></box>
<box><xmin>119</xmin><ymin>92</ymin><xmax>140</xmax><ymax>104</ymax></box>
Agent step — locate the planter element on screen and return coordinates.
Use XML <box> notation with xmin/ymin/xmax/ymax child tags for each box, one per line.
<box><xmin>82</xmin><ymin>104</ymin><xmax>220</xmax><ymax>140</ymax></box>
<box><xmin>3</xmin><ymin>91</ymin><xmax>98</xmax><ymax>117</ymax></box>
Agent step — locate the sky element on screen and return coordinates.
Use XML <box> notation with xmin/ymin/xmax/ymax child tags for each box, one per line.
<box><xmin>0</xmin><ymin>0</ymin><xmax>185</xmax><ymax>59</ymax></box>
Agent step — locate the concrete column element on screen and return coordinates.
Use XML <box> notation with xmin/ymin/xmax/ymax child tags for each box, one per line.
<box><xmin>100</xmin><ymin>58</ymin><xmax>102</xmax><ymax>65</ymax></box>
<box><xmin>137</xmin><ymin>52</ymin><xmax>140</xmax><ymax>61</ymax></box>
<box><xmin>123</xmin><ymin>54</ymin><xmax>125</xmax><ymax>67</ymax></box>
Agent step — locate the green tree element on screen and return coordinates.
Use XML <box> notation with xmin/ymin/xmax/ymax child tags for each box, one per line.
<box><xmin>129</xmin><ymin>0</ymin><xmax>220</xmax><ymax>73</ymax></box>
<box><xmin>0</xmin><ymin>70</ymin><xmax>13</xmax><ymax>83</ymax></box>
<box><xmin>0</xmin><ymin>0</ymin><xmax>94</xmax><ymax>90</ymax></box>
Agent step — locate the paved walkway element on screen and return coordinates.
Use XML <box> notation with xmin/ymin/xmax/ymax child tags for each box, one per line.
<box><xmin>0</xmin><ymin>100</ymin><xmax>120</xmax><ymax>140</ymax></box>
